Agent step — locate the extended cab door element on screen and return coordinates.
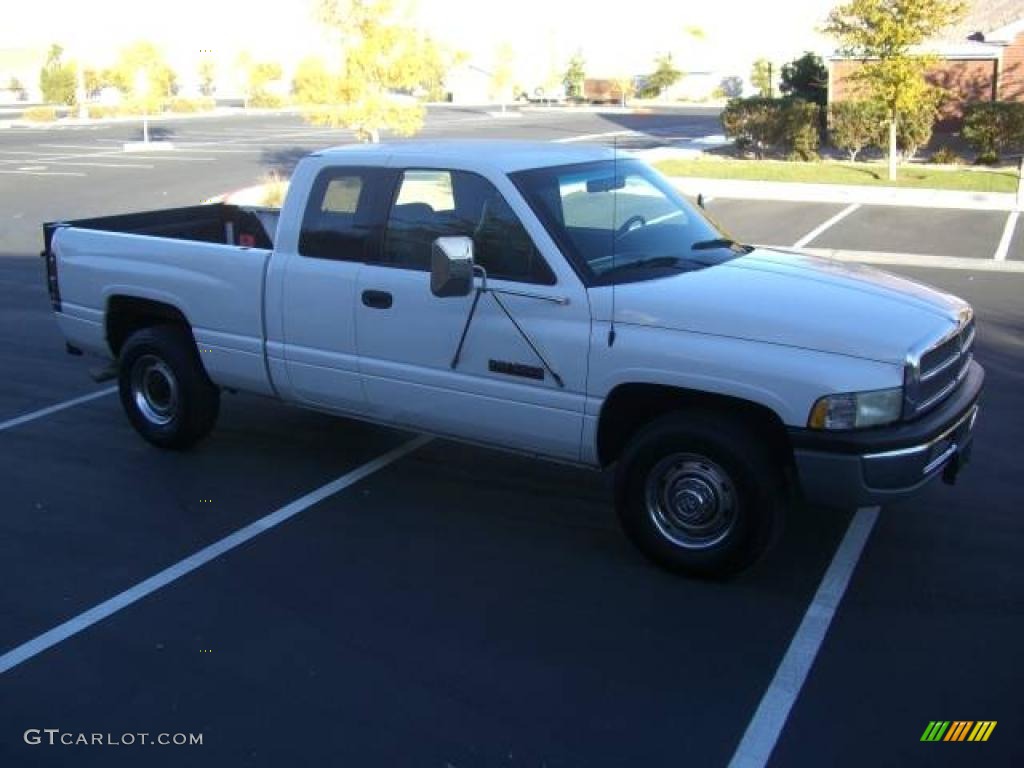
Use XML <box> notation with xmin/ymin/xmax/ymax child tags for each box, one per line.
<box><xmin>274</xmin><ymin>165</ymin><xmax>391</xmax><ymax>414</ymax></box>
<box><xmin>355</xmin><ymin>167</ymin><xmax>591</xmax><ymax>461</ymax></box>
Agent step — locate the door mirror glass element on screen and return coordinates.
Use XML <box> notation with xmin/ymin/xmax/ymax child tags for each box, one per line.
<box><xmin>430</xmin><ymin>236</ymin><xmax>475</xmax><ymax>297</ymax></box>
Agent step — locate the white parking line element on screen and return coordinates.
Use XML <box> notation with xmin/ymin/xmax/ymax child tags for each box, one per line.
<box><xmin>993</xmin><ymin>210</ymin><xmax>1019</xmax><ymax>261</ymax></box>
<box><xmin>0</xmin><ymin>434</ymin><xmax>431</xmax><ymax>676</ymax></box>
<box><xmin>791</xmin><ymin>203</ymin><xmax>861</xmax><ymax>248</ymax></box>
<box><xmin>728</xmin><ymin>506</ymin><xmax>879</xmax><ymax>768</ymax></box>
<box><xmin>0</xmin><ymin>169</ymin><xmax>86</xmax><ymax>176</ymax></box>
<box><xmin>553</xmin><ymin>129</ymin><xmax>637</xmax><ymax>144</ymax></box>
<box><xmin>0</xmin><ymin>387</ymin><xmax>117</xmax><ymax>433</ymax></box>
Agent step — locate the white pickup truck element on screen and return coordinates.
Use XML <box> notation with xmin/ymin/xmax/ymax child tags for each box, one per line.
<box><xmin>44</xmin><ymin>141</ymin><xmax>983</xmax><ymax>575</ymax></box>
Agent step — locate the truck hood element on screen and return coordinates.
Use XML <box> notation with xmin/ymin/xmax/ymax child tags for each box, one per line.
<box><xmin>609</xmin><ymin>248</ymin><xmax>969</xmax><ymax>364</ymax></box>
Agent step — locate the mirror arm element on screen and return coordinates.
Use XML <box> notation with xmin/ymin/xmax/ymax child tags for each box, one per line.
<box><xmin>450</xmin><ymin>285</ymin><xmax>484</xmax><ymax>370</ymax></box>
<box><xmin>488</xmin><ymin>291</ymin><xmax>565</xmax><ymax>388</ymax></box>
<box><xmin>449</xmin><ymin>264</ymin><xmax>566</xmax><ymax>388</ymax></box>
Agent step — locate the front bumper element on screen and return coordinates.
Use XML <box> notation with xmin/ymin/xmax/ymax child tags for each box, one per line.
<box><xmin>789</xmin><ymin>360</ymin><xmax>984</xmax><ymax>508</ymax></box>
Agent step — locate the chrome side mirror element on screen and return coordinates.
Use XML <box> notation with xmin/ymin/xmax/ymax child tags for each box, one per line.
<box><xmin>430</xmin><ymin>236</ymin><xmax>475</xmax><ymax>298</ymax></box>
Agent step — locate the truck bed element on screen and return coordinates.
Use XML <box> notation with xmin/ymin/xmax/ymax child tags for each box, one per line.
<box><xmin>47</xmin><ymin>203</ymin><xmax>278</xmax><ymax>399</ymax></box>
<box><xmin>44</xmin><ymin>203</ymin><xmax>276</xmax><ymax>253</ymax></box>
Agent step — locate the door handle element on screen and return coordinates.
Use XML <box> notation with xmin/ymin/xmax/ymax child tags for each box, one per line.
<box><xmin>361</xmin><ymin>289</ymin><xmax>393</xmax><ymax>309</ymax></box>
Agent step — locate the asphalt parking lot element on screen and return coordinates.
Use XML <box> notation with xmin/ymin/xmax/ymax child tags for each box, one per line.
<box><xmin>1</xmin><ymin>107</ymin><xmax>1022</xmax><ymax>767</ymax></box>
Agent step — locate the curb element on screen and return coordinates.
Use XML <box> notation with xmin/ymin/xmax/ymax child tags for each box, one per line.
<box><xmin>670</xmin><ymin>176</ymin><xmax>1018</xmax><ymax>212</ymax></box>
<box><xmin>0</xmin><ymin>106</ymin><xmax>307</xmax><ymax>130</ymax></box>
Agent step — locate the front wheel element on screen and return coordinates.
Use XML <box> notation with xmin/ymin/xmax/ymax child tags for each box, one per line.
<box><xmin>615</xmin><ymin>411</ymin><xmax>783</xmax><ymax>577</ymax></box>
<box><xmin>118</xmin><ymin>325</ymin><xmax>220</xmax><ymax>450</ymax></box>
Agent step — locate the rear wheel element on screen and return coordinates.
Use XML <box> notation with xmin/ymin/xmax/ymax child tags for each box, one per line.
<box><xmin>615</xmin><ymin>411</ymin><xmax>783</xmax><ymax>577</ymax></box>
<box><xmin>118</xmin><ymin>325</ymin><xmax>219</xmax><ymax>449</ymax></box>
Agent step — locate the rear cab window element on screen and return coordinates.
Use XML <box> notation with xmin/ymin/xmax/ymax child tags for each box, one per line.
<box><xmin>299</xmin><ymin>167</ymin><xmax>388</xmax><ymax>261</ymax></box>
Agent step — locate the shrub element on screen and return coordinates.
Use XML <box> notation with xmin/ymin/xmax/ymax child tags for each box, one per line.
<box><xmin>249</xmin><ymin>92</ymin><xmax>284</xmax><ymax>108</ymax></box>
<box><xmin>86</xmin><ymin>104</ymin><xmax>118</xmax><ymax>119</ymax></box>
<box><xmin>167</xmin><ymin>97</ymin><xmax>215</xmax><ymax>113</ymax></box>
<box><xmin>963</xmin><ymin>102</ymin><xmax>1024</xmax><ymax>161</ymax></box>
<box><xmin>260</xmin><ymin>172</ymin><xmax>290</xmax><ymax>207</ymax></box>
<box><xmin>930</xmin><ymin>146</ymin><xmax>961</xmax><ymax>165</ymax></box>
<box><xmin>722</xmin><ymin>97</ymin><xmax>783</xmax><ymax>158</ymax></box>
<box><xmin>829</xmin><ymin>100</ymin><xmax>885</xmax><ymax>161</ymax></box>
<box><xmin>722</xmin><ymin>97</ymin><xmax>820</xmax><ymax>159</ymax></box>
<box><xmin>896</xmin><ymin>99</ymin><xmax>938</xmax><ymax>162</ymax></box>
<box><xmin>23</xmin><ymin>106</ymin><xmax>58</xmax><ymax>122</ymax></box>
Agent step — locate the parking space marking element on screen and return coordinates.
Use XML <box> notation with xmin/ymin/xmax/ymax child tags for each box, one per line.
<box><xmin>0</xmin><ymin>387</ymin><xmax>117</xmax><ymax>433</ymax></box>
<box><xmin>993</xmin><ymin>210</ymin><xmax>1018</xmax><ymax>261</ymax></box>
<box><xmin>791</xmin><ymin>203</ymin><xmax>861</xmax><ymax>248</ymax></box>
<box><xmin>0</xmin><ymin>170</ymin><xmax>86</xmax><ymax>176</ymax></box>
<box><xmin>553</xmin><ymin>129</ymin><xmax>637</xmax><ymax>143</ymax></box>
<box><xmin>728</xmin><ymin>506</ymin><xmax>879</xmax><ymax>768</ymax></box>
<box><xmin>0</xmin><ymin>434</ymin><xmax>430</xmax><ymax>676</ymax></box>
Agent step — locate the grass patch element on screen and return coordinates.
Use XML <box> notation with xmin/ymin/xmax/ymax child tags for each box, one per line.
<box><xmin>654</xmin><ymin>157</ymin><xmax>1017</xmax><ymax>193</ymax></box>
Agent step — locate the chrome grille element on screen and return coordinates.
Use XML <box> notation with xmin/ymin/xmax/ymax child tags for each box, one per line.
<box><xmin>904</xmin><ymin>312</ymin><xmax>974</xmax><ymax>418</ymax></box>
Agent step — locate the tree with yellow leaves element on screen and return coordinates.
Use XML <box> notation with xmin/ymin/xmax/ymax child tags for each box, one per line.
<box><xmin>299</xmin><ymin>0</ymin><xmax>446</xmax><ymax>142</ymax></box>
<box><xmin>824</xmin><ymin>0</ymin><xmax>966</xmax><ymax>180</ymax></box>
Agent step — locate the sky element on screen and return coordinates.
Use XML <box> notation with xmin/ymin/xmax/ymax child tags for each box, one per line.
<box><xmin>2</xmin><ymin>0</ymin><xmax>839</xmax><ymax>81</ymax></box>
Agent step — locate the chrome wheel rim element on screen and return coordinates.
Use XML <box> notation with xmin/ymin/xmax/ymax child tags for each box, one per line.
<box><xmin>130</xmin><ymin>355</ymin><xmax>179</xmax><ymax>426</ymax></box>
<box><xmin>645</xmin><ymin>453</ymin><xmax>737</xmax><ymax>549</ymax></box>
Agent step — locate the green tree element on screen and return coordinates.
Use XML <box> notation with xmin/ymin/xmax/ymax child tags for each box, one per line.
<box><xmin>824</xmin><ymin>0</ymin><xmax>967</xmax><ymax>180</ymax></box>
<box><xmin>780</xmin><ymin>52</ymin><xmax>827</xmax><ymax>105</ymax></box>
<box><xmin>300</xmin><ymin>0</ymin><xmax>443</xmax><ymax>141</ymax></box>
<box><xmin>962</xmin><ymin>102</ymin><xmax>1024</xmax><ymax>161</ymax></box>
<box><xmin>642</xmin><ymin>53</ymin><xmax>681</xmax><ymax>98</ymax></box>
<box><xmin>751</xmin><ymin>58</ymin><xmax>773</xmax><ymax>97</ymax></box>
<box><xmin>39</xmin><ymin>44</ymin><xmax>77</xmax><ymax>106</ymax></box>
<box><xmin>563</xmin><ymin>51</ymin><xmax>585</xmax><ymax>100</ymax></box>
<box><xmin>8</xmin><ymin>76</ymin><xmax>26</xmax><ymax>100</ymax></box>
<box><xmin>198</xmin><ymin>59</ymin><xmax>216</xmax><ymax>97</ymax></box>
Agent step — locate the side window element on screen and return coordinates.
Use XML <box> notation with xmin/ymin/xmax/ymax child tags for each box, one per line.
<box><xmin>382</xmin><ymin>169</ymin><xmax>555</xmax><ymax>284</ymax></box>
<box><xmin>299</xmin><ymin>168</ymin><xmax>375</xmax><ymax>260</ymax></box>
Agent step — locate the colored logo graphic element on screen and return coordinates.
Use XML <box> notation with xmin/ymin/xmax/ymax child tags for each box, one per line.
<box><xmin>921</xmin><ymin>721</ymin><xmax>996</xmax><ymax>742</ymax></box>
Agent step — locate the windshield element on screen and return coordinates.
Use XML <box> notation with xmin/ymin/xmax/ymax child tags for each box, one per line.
<box><xmin>510</xmin><ymin>159</ymin><xmax>749</xmax><ymax>284</ymax></box>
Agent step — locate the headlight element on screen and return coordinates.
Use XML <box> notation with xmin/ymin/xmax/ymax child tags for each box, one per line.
<box><xmin>808</xmin><ymin>387</ymin><xmax>903</xmax><ymax>430</ymax></box>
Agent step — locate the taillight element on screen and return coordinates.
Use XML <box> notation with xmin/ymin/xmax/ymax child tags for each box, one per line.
<box><xmin>42</xmin><ymin>246</ymin><xmax>61</xmax><ymax>312</ymax></box>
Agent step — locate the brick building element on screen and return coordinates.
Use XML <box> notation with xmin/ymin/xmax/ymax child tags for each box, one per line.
<box><xmin>828</xmin><ymin>1</ymin><xmax>1024</xmax><ymax>124</ymax></box>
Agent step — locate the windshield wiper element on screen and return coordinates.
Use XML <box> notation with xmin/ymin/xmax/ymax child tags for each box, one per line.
<box><xmin>691</xmin><ymin>238</ymin><xmax>754</xmax><ymax>253</ymax></box>
<box><xmin>598</xmin><ymin>256</ymin><xmax>686</xmax><ymax>277</ymax></box>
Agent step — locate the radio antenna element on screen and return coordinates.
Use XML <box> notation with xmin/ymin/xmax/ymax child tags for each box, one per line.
<box><xmin>607</xmin><ymin>136</ymin><xmax>618</xmax><ymax>348</ymax></box>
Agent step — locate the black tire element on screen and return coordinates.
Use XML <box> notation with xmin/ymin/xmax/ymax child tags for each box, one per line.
<box><xmin>615</xmin><ymin>410</ymin><xmax>783</xmax><ymax>577</ymax></box>
<box><xmin>117</xmin><ymin>325</ymin><xmax>219</xmax><ymax>450</ymax></box>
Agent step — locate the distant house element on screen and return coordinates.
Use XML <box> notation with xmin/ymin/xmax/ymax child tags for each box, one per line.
<box><xmin>445</xmin><ymin>63</ymin><xmax>492</xmax><ymax>105</ymax></box>
<box><xmin>828</xmin><ymin>0</ymin><xmax>1024</xmax><ymax>125</ymax></box>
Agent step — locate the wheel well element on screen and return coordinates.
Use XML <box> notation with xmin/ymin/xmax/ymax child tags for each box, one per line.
<box><xmin>106</xmin><ymin>296</ymin><xmax>192</xmax><ymax>356</ymax></box>
<box><xmin>596</xmin><ymin>384</ymin><xmax>793</xmax><ymax>468</ymax></box>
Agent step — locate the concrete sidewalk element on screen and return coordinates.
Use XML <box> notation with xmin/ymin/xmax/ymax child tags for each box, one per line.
<box><xmin>665</xmin><ymin>175</ymin><xmax>1019</xmax><ymax>212</ymax></box>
